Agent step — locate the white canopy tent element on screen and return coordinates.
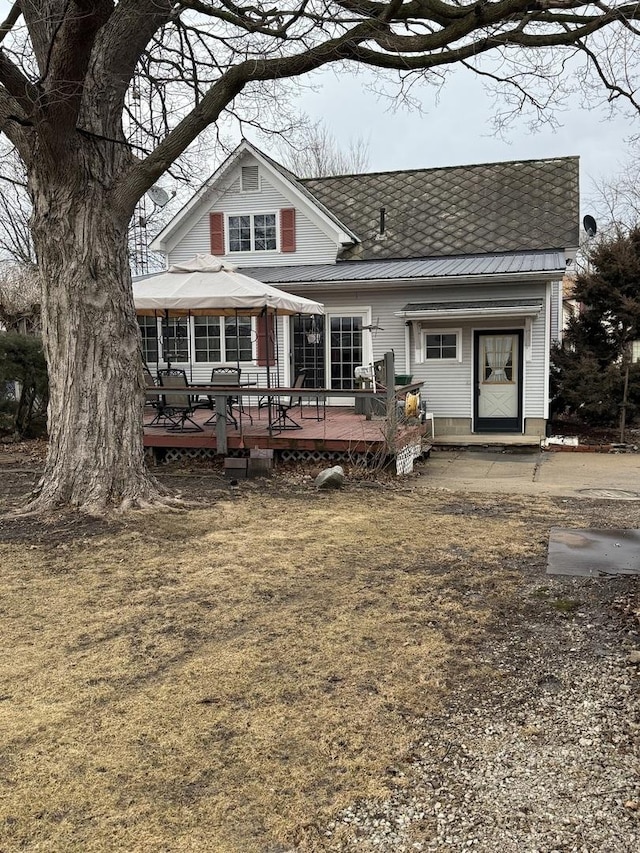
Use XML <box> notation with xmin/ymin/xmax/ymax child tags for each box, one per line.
<box><xmin>133</xmin><ymin>254</ymin><xmax>324</xmax><ymax>317</ymax></box>
<box><xmin>133</xmin><ymin>255</ymin><xmax>324</xmax><ymax>388</ymax></box>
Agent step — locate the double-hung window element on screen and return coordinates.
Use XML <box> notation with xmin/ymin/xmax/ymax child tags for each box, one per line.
<box><xmin>138</xmin><ymin>316</ymin><xmax>159</xmax><ymax>365</ymax></box>
<box><xmin>228</xmin><ymin>213</ymin><xmax>277</xmax><ymax>252</ymax></box>
<box><xmin>194</xmin><ymin>315</ymin><xmax>253</xmax><ymax>363</ymax></box>
<box><xmin>423</xmin><ymin>329</ymin><xmax>461</xmax><ymax>362</ymax></box>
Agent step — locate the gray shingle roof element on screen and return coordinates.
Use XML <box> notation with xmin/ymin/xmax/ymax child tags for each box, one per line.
<box><xmin>300</xmin><ymin>157</ymin><xmax>579</xmax><ymax>260</ymax></box>
<box><xmin>239</xmin><ymin>250</ymin><xmax>566</xmax><ymax>285</ymax></box>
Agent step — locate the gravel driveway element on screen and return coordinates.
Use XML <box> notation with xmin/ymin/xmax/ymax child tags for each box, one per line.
<box><xmin>321</xmin><ymin>562</ymin><xmax>640</xmax><ymax>852</ymax></box>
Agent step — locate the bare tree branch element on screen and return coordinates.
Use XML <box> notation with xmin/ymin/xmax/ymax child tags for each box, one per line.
<box><xmin>0</xmin><ymin>82</ymin><xmax>32</xmax><ymax>158</ymax></box>
<box><xmin>0</xmin><ymin>2</ymin><xmax>22</xmax><ymax>47</ymax></box>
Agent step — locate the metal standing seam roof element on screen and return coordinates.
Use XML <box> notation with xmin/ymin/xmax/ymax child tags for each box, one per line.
<box><xmin>400</xmin><ymin>298</ymin><xmax>544</xmax><ymax>313</ymax></box>
<box><xmin>239</xmin><ymin>250</ymin><xmax>567</xmax><ymax>285</ymax></box>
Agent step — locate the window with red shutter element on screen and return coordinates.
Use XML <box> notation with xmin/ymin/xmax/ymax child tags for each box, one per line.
<box><xmin>209</xmin><ymin>212</ymin><xmax>224</xmax><ymax>255</ymax></box>
<box><xmin>280</xmin><ymin>208</ymin><xmax>296</xmax><ymax>253</ymax></box>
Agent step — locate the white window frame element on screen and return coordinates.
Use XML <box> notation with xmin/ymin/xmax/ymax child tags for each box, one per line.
<box><xmin>226</xmin><ymin>211</ymin><xmax>278</xmax><ymax>254</ymax></box>
<box><xmin>422</xmin><ymin>327</ymin><xmax>462</xmax><ymax>363</ymax></box>
<box><xmin>138</xmin><ymin>315</ymin><xmax>160</xmax><ymax>365</ymax></box>
<box><xmin>191</xmin><ymin>315</ymin><xmax>257</xmax><ymax>365</ymax></box>
<box><xmin>324</xmin><ymin>307</ymin><xmax>372</xmax><ymax>403</ymax></box>
<box><xmin>149</xmin><ymin>316</ymin><xmax>258</xmax><ymax>366</ymax></box>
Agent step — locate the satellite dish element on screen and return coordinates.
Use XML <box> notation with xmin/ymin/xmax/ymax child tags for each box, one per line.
<box><xmin>583</xmin><ymin>215</ymin><xmax>597</xmax><ymax>238</ymax></box>
<box><xmin>148</xmin><ymin>186</ymin><xmax>170</xmax><ymax>208</ymax></box>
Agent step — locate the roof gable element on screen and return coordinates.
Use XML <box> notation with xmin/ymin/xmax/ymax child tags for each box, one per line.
<box><xmin>301</xmin><ymin>157</ymin><xmax>579</xmax><ymax>260</ymax></box>
<box><xmin>150</xmin><ymin>140</ymin><xmax>357</xmax><ymax>253</ymax></box>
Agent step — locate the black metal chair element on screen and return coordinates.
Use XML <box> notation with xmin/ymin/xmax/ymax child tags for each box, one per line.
<box><xmin>157</xmin><ymin>368</ymin><xmax>204</xmax><ymax>432</ymax></box>
<box><xmin>144</xmin><ymin>365</ymin><xmax>177</xmax><ymax>428</ymax></box>
<box><xmin>271</xmin><ymin>371</ymin><xmax>306</xmax><ymax>433</ymax></box>
<box><xmin>204</xmin><ymin>367</ymin><xmax>242</xmax><ymax>429</ymax></box>
<box><xmin>297</xmin><ymin>369</ymin><xmax>325</xmax><ymax>421</ymax></box>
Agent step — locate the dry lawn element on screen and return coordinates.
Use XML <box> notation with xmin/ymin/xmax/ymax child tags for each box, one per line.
<box><xmin>0</xmin><ymin>484</ymin><xmax>555</xmax><ymax>852</ymax></box>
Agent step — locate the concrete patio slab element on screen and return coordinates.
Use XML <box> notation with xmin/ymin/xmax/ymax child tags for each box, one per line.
<box><xmin>417</xmin><ymin>449</ymin><xmax>640</xmax><ymax>499</ymax></box>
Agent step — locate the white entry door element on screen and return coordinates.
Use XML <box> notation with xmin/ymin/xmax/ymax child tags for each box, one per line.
<box><xmin>474</xmin><ymin>330</ymin><xmax>523</xmax><ymax>432</ymax></box>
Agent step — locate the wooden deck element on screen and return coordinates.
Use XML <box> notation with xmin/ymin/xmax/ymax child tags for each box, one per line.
<box><xmin>144</xmin><ymin>404</ymin><xmax>428</xmax><ymax>455</ymax></box>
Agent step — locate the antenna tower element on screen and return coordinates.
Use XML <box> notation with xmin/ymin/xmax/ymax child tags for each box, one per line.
<box><xmin>128</xmin><ymin>81</ymin><xmax>149</xmax><ymax>275</ymax></box>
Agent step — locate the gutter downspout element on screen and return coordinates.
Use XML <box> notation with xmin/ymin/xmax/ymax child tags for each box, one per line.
<box><xmin>404</xmin><ymin>322</ymin><xmax>411</xmax><ymax>375</ymax></box>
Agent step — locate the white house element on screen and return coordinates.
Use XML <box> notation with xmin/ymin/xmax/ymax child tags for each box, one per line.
<box><xmin>148</xmin><ymin>140</ymin><xmax>579</xmax><ymax>438</ymax></box>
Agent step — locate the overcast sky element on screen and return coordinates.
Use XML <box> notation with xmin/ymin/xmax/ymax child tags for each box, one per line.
<box><xmin>2</xmin><ymin>0</ymin><xmax>637</xmax><ymax>227</ymax></box>
<box><xmin>293</xmin><ymin>64</ymin><xmax>638</xmax><ymax>222</ymax></box>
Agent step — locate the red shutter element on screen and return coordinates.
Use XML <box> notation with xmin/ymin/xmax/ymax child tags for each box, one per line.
<box><xmin>210</xmin><ymin>212</ymin><xmax>224</xmax><ymax>255</ymax></box>
<box><xmin>256</xmin><ymin>314</ymin><xmax>275</xmax><ymax>367</ymax></box>
<box><xmin>280</xmin><ymin>208</ymin><xmax>296</xmax><ymax>253</ymax></box>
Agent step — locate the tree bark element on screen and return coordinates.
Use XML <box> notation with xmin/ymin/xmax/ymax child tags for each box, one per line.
<box><xmin>26</xmin><ymin>145</ymin><xmax>164</xmax><ymax>513</ymax></box>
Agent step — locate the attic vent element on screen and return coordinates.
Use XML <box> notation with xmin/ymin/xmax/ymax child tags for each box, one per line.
<box><xmin>241</xmin><ymin>165</ymin><xmax>259</xmax><ymax>192</ymax></box>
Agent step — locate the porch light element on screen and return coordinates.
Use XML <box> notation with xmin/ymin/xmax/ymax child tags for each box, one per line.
<box><xmin>306</xmin><ymin>318</ymin><xmax>321</xmax><ymax>345</ymax></box>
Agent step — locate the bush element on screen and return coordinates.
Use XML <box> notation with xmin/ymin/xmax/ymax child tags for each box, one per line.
<box><xmin>0</xmin><ymin>332</ymin><xmax>48</xmax><ymax>437</ymax></box>
<box><xmin>551</xmin><ymin>344</ymin><xmax>640</xmax><ymax>428</ymax></box>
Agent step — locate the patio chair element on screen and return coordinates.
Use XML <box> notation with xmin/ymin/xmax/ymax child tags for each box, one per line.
<box><xmin>204</xmin><ymin>366</ymin><xmax>242</xmax><ymax>429</ymax></box>
<box><xmin>157</xmin><ymin>368</ymin><xmax>204</xmax><ymax>432</ymax></box>
<box><xmin>203</xmin><ymin>366</ymin><xmax>239</xmax><ymax>428</ymax></box>
<box><xmin>271</xmin><ymin>371</ymin><xmax>306</xmax><ymax>433</ymax></box>
<box><xmin>297</xmin><ymin>369</ymin><xmax>325</xmax><ymax>421</ymax></box>
<box><xmin>144</xmin><ymin>365</ymin><xmax>176</xmax><ymax>428</ymax></box>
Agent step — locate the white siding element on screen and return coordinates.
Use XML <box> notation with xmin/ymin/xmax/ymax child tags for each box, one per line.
<box><xmin>286</xmin><ymin>280</ymin><xmax>549</xmax><ymax>422</ymax></box>
<box><xmin>418</xmin><ymin>328</ymin><xmax>471</xmax><ymax>418</ymax></box>
<box><xmin>168</xmin><ymin>156</ymin><xmax>339</xmax><ymax>267</ymax></box>
<box><xmin>524</xmin><ymin>306</ymin><xmax>548</xmax><ymax>419</ymax></box>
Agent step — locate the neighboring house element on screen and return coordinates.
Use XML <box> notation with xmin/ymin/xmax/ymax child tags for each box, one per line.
<box><xmin>149</xmin><ymin>140</ymin><xmax>579</xmax><ymax>438</ymax></box>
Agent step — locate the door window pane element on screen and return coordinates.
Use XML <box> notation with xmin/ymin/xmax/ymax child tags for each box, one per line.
<box><xmin>330</xmin><ymin>316</ymin><xmax>363</xmax><ymax>390</ymax></box>
<box><xmin>482</xmin><ymin>336</ymin><xmax>514</xmax><ymax>383</ymax></box>
<box><xmin>292</xmin><ymin>316</ymin><xmax>325</xmax><ymax>388</ymax></box>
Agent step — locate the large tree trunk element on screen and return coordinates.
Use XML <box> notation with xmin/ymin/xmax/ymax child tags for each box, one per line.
<box><xmin>26</xmin><ymin>150</ymin><xmax>165</xmax><ymax>513</ymax></box>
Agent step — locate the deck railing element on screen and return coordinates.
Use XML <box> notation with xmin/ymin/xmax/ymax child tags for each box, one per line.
<box><xmin>147</xmin><ymin>382</ymin><xmax>424</xmax><ymax>454</ymax></box>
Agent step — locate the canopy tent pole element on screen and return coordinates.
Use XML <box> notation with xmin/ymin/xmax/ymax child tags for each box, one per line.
<box><xmin>162</xmin><ymin>309</ymin><xmax>171</xmax><ymax>370</ymax></box>
<box><xmin>263</xmin><ymin>306</ymin><xmax>273</xmax><ymax>435</ymax></box>
<box><xmin>275</xmin><ymin>307</ymin><xmax>280</xmax><ymax>386</ymax></box>
<box><xmin>235</xmin><ymin>309</ymin><xmax>241</xmax><ymax>374</ymax></box>
<box><xmin>188</xmin><ymin>310</ymin><xmax>193</xmax><ymax>383</ymax></box>
<box><xmin>155</xmin><ymin>310</ymin><xmax>160</xmax><ymax>377</ymax></box>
